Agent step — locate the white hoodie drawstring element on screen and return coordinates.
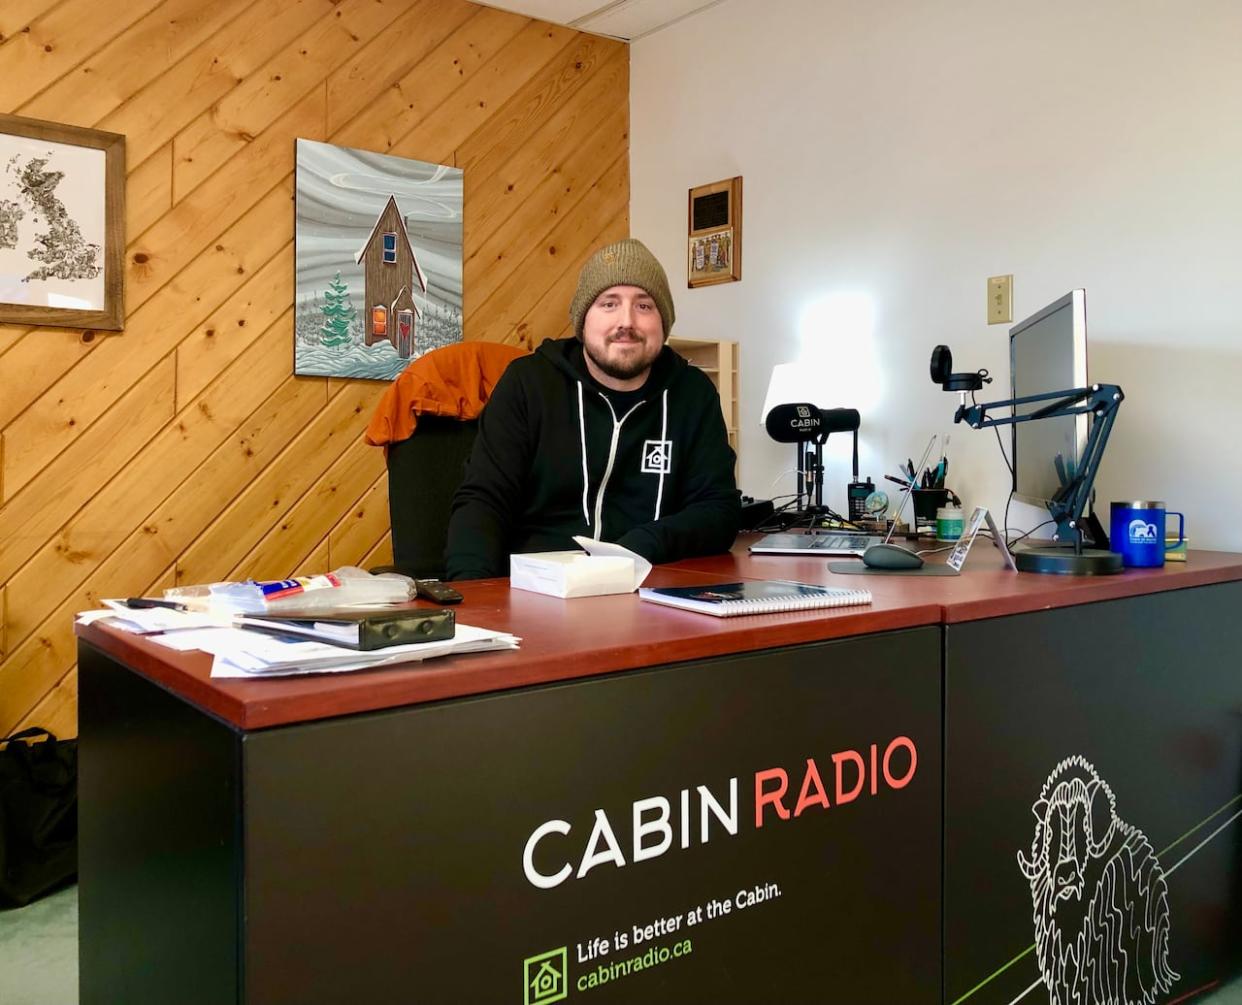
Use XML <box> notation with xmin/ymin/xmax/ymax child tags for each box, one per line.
<box><xmin>654</xmin><ymin>389</ymin><xmax>669</xmax><ymax>519</ymax></box>
<box><xmin>577</xmin><ymin>382</ymin><xmax>591</xmax><ymax>530</ymax></box>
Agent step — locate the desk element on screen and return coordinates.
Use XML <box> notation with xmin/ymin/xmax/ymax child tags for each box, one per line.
<box><xmin>667</xmin><ymin>545</ymin><xmax>1242</xmax><ymax>1003</ymax></box>
<box><xmin>77</xmin><ymin>567</ymin><xmax>943</xmax><ymax>1004</ymax></box>
<box><xmin>76</xmin><ymin>553</ymin><xmax>1242</xmax><ymax>1004</ymax></box>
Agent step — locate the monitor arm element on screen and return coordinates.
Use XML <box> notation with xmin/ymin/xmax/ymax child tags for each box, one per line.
<box><xmin>955</xmin><ymin>384</ymin><xmax>1124</xmax><ymax>552</ymax></box>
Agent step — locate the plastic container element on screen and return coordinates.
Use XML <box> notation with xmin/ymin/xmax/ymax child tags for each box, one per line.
<box><xmin>936</xmin><ymin>505</ymin><xmax>964</xmax><ymax>542</ymax></box>
<box><xmin>165</xmin><ymin>567</ymin><xmax>415</xmax><ymax>615</ymax></box>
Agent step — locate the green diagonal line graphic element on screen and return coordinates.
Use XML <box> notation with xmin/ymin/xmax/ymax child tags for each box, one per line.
<box><xmin>948</xmin><ymin>945</ymin><xmax>1035</xmax><ymax>1005</ymax></box>
<box><xmin>1158</xmin><ymin>793</ymin><xmax>1242</xmax><ymax>858</ymax></box>
<box><xmin>950</xmin><ymin>789</ymin><xmax>1242</xmax><ymax>1005</ymax></box>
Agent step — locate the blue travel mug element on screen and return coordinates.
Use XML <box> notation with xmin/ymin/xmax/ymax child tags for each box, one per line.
<box><xmin>1110</xmin><ymin>501</ymin><xmax>1185</xmax><ymax>568</ymax></box>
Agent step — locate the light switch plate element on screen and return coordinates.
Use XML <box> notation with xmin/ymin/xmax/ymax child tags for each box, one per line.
<box><xmin>987</xmin><ymin>274</ymin><xmax>1013</xmax><ymax>324</ymax></box>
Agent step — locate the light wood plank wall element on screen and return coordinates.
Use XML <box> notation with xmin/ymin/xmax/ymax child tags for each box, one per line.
<box><xmin>0</xmin><ymin>0</ymin><xmax>630</xmax><ymax>738</ymax></box>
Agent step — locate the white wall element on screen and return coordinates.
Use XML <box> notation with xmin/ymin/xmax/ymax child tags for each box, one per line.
<box><xmin>630</xmin><ymin>0</ymin><xmax>1242</xmax><ymax>550</ymax></box>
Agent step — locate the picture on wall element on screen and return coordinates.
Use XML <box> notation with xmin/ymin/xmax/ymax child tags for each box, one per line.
<box><xmin>0</xmin><ymin>113</ymin><xmax>125</xmax><ymax>331</ymax></box>
<box><xmin>294</xmin><ymin>139</ymin><xmax>462</xmax><ymax>380</ymax></box>
<box><xmin>687</xmin><ymin>176</ymin><xmax>741</xmax><ymax>288</ymax></box>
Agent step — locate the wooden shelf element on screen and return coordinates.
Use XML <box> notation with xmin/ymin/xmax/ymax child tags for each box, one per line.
<box><xmin>669</xmin><ymin>336</ymin><xmax>739</xmax><ymax>463</ymax></box>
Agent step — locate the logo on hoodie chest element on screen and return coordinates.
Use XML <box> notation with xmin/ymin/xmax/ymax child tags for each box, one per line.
<box><xmin>641</xmin><ymin>440</ymin><xmax>672</xmax><ymax>474</ymax></box>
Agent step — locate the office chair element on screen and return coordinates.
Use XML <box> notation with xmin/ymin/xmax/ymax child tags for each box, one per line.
<box><xmin>366</xmin><ymin>340</ymin><xmax>528</xmax><ymax>579</ymax></box>
<box><xmin>385</xmin><ymin>415</ymin><xmax>479</xmax><ymax>579</ymax></box>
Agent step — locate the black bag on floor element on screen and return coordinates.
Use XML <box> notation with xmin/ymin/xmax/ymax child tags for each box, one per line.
<box><xmin>0</xmin><ymin>727</ymin><xmax>77</xmax><ymax>907</ymax></box>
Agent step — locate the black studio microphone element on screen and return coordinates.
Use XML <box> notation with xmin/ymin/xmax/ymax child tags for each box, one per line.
<box><xmin>765</xmin><ymin>403</ymin><xmax>825</xmax><ymax>443</ymax></box>
<box><xmin>818</xmin><ymin>408</ymin><xmax>860</xmax><ymax>434</ymax></box>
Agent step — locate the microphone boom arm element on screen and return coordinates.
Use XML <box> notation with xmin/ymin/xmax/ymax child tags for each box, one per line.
<box><xmin>955</xmin><ymin>384</ymin><xmax>1124</xmax><ymax>552</ymax></box>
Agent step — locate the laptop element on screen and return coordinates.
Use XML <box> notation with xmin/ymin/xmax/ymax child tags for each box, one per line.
<box><xmin>748</xmin><ymin>434</ymin><xmax>938</xmax><ymax>559</ymax></box>
<box><xmin>748</xmin><ymin>532</ymin><xmax>885</xmax><ymax>557</ymax></box>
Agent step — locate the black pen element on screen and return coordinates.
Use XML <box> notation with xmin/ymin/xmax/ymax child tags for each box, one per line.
<box><xmin>885</xmin><ymin>475</ymin><xmax>912</xmax><ymax>489</ymax></box>
<box><xmin>124</xmin><ymin>598</ymin><xmax>188</xmax><ymax>611</ymax></box>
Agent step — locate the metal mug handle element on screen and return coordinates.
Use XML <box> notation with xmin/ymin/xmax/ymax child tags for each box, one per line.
<box><xmin>1164</xmin><ymin>511</ymin><xmax>1185</xmax><ymax>550</ymax></box>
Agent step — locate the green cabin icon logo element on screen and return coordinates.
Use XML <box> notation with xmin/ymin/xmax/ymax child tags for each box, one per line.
<box><xmin>523</xmin><ymin>947</ymin><xmax>567</xmax><ymax>1004</ymax></box>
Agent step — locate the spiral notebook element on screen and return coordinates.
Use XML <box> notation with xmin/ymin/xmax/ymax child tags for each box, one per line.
<box><xmin>639</xmin><ymin>581</ymin><xmax>872</xmax><ymax>617</ymax></box>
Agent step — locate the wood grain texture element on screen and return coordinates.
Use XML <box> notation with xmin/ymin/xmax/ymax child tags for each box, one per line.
<box><xmin>664</xmin><ymin>539</ymin><xmax>1242</xmax><ymax>624</ymax></box>
<box><xmin>77</xmin><ymin>548</ymin><xmax>1242</xmax><ymax>731</ymax></box>
<box><xmin>0</xmin><ymin>0</ymin><xmax>629</xmax><ymax>735</ymax></box>
<box><xmin>76</xmin><ymin>566</ymin><xmax>946</xmax><ymax>730</ymax></box>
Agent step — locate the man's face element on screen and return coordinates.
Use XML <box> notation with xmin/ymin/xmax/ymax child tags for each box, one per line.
<box><xmin>580</xmin><ymin>285</ymin><xmax>664</xmax><ymax>390</ymax></box>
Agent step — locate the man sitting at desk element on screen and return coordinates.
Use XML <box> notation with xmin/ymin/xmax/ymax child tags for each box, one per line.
<box><xmin>444</xmin><ymin>238</ymin><xmax>740</xmax><ymax>581</ymax></box>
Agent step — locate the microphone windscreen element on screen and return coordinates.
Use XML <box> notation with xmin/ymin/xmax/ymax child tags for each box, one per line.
<box><xmin>765</xmin><ymin>403</ymin><xmax>824</xmax><ymax>443</ymax></box>
<box><xmin>819</xmin><ymin>408</ymin><xmax>861</xmax><ymax>433</ymax></box>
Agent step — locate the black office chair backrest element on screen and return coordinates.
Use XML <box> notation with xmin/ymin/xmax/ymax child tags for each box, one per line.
<box><xmin>386</xmin><ymin>415</ymin><xmax>479</xmax><ymax>580</ymax></box>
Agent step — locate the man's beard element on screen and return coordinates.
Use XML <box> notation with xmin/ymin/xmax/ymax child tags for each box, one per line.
<box><xmin>583</xmin><ymin>336</ymin><xmax>657</xmax><ymax>381</ymax></box>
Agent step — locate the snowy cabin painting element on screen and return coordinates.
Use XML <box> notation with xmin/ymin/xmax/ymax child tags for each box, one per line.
<box><xmin>356</xmin><ymin>195</ymin><xmax>428</xmax><ymax>360</ymax></box>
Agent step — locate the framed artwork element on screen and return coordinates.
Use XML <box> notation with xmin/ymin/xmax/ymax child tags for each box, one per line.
<box><xmin>687</xmin><ymin>176</ymin><xmax>741</xmax><ymax>288</ymax></box>
<box><xmin>0</xmin><ymin>113</ymin><xmax>125</xmax><ymax>330</ymax></box>
<box><xmin>294</xmin><ymin>139</ymin><xmax>463</xmax><ymax>381</ymax></box>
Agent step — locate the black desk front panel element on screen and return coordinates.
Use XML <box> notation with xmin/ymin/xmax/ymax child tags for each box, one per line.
<box><xmin>944</xmin><ymin>582</ymin><xmax>1242</xmax><ymax>1005</ymax></box>
<box><xmin>78</xmin><ymin>641</ymin><xmax>242</xmax><ymax>1005</ymax></box>
<box><xmin>242</xmin><ymin>627</ymin><xmax>941</xmax><ymax>1004</ymax></box>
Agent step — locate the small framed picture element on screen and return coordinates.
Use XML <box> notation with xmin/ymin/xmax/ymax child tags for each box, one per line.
<box><xmin>0</xmin><ymin>113</ymin><xmax>126</xmax><ymax>330</ymax></box>
<box><xmin>687</xmin><ymin>176</ymin><xmax>741</xmax><ymax>288</ymax></box>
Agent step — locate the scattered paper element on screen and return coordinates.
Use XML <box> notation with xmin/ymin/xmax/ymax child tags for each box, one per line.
<box><xmin>77</xmin><ymin>603</ymin><xmax>520</xmax><ymax>678</ymax></box>
<box><xmin>204</xmin><ymin>622</ymin><xmax>519</xmax><ymax>678</ymax></box>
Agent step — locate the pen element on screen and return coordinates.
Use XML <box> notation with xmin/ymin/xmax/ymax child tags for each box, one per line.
<box><xmin>124</xmin><ymin>598</ymin><xmax>187</xmax><ymax>611</ymax></box>
<box><xmin>885</xmin><ymin>475</ymin><xmax>912</xmax><ymax>489</ymax></box>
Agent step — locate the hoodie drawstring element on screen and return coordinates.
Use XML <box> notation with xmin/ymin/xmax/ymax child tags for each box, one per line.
<box><xmin>654</xmin><ymin>389</ymin><xmax>668</xmax><ymax>520</ymax></box>
<box><xmin>577</xmin><ymin>382</ymin><xmax>591</xmax><ymax>530</ymax></box>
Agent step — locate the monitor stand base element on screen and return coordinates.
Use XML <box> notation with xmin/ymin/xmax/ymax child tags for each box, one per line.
<box><xmin>1013</xmin><ymin>546</ymin><xmax>1123</xmax><ymax>575</ymax></box>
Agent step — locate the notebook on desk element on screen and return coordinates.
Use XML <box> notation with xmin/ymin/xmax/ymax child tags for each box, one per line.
<box><xmin>748</xmin><ymin>532</ymin><xmax>883</xmax><ymax>557</ymax></box>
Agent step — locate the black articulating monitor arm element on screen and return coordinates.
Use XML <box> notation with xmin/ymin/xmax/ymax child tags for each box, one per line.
<box><xmin>955</xmin><ymin>383</ymin><xmax>1124</xmax><ymax>553</ymax></box>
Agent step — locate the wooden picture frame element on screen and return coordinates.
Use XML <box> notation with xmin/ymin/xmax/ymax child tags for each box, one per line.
<box><xmin>687</xmin><ymin>176</ymin><xmax>741</xmax><ymax>288</ymax></box>
<box><xmin>0</xmin><ymin>113</ymin><xmax>125</xmax><ymax>331</ymax></box>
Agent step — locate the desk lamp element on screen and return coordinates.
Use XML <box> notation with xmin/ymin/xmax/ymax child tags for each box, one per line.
<box><xmin>930</xmin><ymin>345</ymin><xmax>1124</xmax><ymax>575</ymax></box>
<box><xmin>762</xmin><ymin>363</ymin><xmax>866</xmax><ymax>524</ymax></box>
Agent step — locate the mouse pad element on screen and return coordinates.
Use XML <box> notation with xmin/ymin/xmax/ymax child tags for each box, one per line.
<box><xmin>827</xmin><ymin>561</ymin><xmax>959</xmax><ymax>577</ymax></box>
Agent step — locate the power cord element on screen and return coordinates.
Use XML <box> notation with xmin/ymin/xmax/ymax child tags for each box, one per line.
<box><xmin>1007</xmin><ymin>519</ymin><xmax>1055</xmax><ymax>549</ymax></box>
<box><xmin>973</xmin><ymin>388</ymin><xmax>1024</xmax><ymax>546</ymax></box>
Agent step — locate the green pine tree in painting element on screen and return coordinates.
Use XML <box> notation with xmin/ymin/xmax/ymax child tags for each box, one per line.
<box><xmin>320</xmin><ymin>271</ymin><xmax>355</xmax><ymax>349</ymax></box>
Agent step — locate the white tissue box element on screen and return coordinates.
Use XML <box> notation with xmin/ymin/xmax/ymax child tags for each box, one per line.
<box><xmin>509</xmin><ymin>538</ymin><xmax>652</xmax><ymax>599</ymax></box>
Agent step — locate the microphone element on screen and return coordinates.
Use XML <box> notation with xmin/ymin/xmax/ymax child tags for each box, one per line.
<box><xmin>765</xmin><ymin>403</ymin><xmax>824</xmax><ymax>443</ymax></box>
<box><xmin>819</xmin><ymin>408</ymin><xmax>860</xmax><ymax>434</ymax></box>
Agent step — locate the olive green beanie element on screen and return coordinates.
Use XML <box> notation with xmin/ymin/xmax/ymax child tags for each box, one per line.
<box><xmin>568</xmin><ymin>238</ymin><xmax>675</xmax><ymax>341</ymax></box>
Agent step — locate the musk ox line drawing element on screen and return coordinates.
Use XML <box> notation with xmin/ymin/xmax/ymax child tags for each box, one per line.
<box><xmin>1017</xmin><ymin>755</ymin><xmax>1178</xmax><ymax>1005</ymax></box>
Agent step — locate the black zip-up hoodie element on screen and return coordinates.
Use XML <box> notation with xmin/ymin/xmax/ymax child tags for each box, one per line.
<box><xmin>444</xmin><ymin>337</ymin><xmax>740</xmax><ymax>580</ymax></box>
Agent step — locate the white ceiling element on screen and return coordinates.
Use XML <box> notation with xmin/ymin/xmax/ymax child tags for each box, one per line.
<box><xmin>473</xmin><ymin>0</ymin><xmax>727</xmax><ymax>41</ymax></box>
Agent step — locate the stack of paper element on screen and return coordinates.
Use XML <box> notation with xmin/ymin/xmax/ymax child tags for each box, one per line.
<box><xmin>77</xmin><ymin>602</ymin><xmax>519</xmax><ymax>678</ymax></box>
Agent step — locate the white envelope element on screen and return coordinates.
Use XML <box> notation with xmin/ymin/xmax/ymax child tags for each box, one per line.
<box><xmin>509</xmin><ymin>537</ymin><xmax>653</xmax><ymax>599</ymax></box>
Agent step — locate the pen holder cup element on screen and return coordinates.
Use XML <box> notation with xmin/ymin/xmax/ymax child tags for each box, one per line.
<box><xmin>912</xmin><ymin>489</ymin><xmax>949</xmax><ymax>526</ymax></box>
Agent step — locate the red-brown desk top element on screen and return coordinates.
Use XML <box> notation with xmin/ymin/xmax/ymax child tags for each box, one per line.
<box><xmin>77</xmin><ymin>544</ymin><xmax>1242</xmax><ymax>732</ymax></box>
<box><xmin>665</xmin><ymin>538</ymin><xmax>1242</xmax><ymax>623</ymax></box>
<box><xmin>76</xmin><ymin>565</ymin><xmax>940</xmax><ymax>731</ymax></box>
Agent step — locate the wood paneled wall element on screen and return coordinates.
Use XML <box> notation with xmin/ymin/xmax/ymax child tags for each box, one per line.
<box><xmin>0</xmin><ymin>0</ymin><xmax>630</xmax><ymax>737</ymax></box>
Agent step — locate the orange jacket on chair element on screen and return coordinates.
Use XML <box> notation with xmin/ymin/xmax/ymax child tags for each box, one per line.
<box><xmin>365</xmin><ymin>341</ymin><xmax>529</xmax><ymax>448</ymax></box>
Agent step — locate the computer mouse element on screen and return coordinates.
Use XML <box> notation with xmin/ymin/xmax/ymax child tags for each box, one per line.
<box><xmin>861</xmin><ymin>543</ymin><xmax>925</xmax><ymax>570</ymax></box>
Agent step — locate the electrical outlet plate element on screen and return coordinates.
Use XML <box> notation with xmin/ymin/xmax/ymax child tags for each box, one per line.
<box><xmin>987</xmin><ymin>274</ymin><xmax>1013</xmax><ymax>324</ymax></box>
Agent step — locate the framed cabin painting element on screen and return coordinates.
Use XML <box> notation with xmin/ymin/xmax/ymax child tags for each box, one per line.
<box><xmin>0</xmin><ymin>113</ymin><xmax>125</xmax><ymax>331</ymax></box>
<box><xmin>294</xmin><ymin>139</ymin><xmax>463</xmax><ymax>380</ymax></box>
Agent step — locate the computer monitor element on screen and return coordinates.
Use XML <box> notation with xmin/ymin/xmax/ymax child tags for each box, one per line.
<box><xmin>1009</xmin><ymin>290</ymin><xmax>1089</xmax><ymax>510</ymax></box>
